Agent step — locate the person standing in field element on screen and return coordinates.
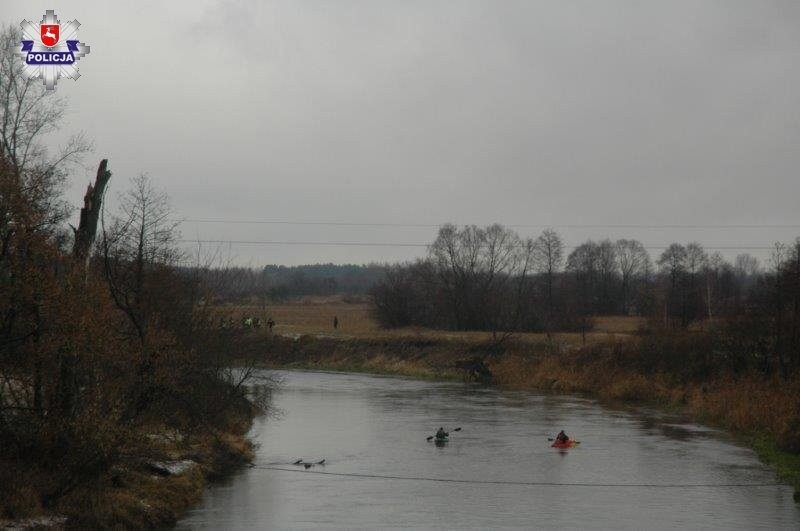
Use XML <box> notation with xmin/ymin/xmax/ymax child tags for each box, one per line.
<box><xmin>333</xmin><ymin>316</ymin><xmax>339</xmax><ymax>330</ymax></box>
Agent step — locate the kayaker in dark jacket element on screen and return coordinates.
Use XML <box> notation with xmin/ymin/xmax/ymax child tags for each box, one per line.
<box><xmin>556</xmin><ymin>430</ymin><xmax>569</xmax><ymax>443</ymax></box>
<box><xmin>435</xmin><ymin>427</ymin><xmax>448</xmax><ymax>440</ymax></box>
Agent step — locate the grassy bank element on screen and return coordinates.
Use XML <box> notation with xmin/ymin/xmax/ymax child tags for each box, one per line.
<box><xmin>753</xmin><ymin>436</ymin><xmax>800</xmax><ymax>501</ymax></box>
<box><xmin>255</xmin><ymin>332</ymin><xmax>800</xmax><ymax>500</ymax></box>
<box><xmin>0</xmin><ymin>411</ymin><xmax>257</xmax><ymax>529</ymax></box>
<box><xmin>62</xmin><ymin>425</ymin><xmax>255</xmax><ymax>529</ymax></box>
<box><xmin>256</xmin><ymin>334</ymin><xmax>500</xmax><ymax>380</ymax></box>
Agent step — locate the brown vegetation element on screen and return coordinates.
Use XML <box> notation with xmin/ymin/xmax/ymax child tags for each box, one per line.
<box><xmin>0</xmin><ymin>151</ymin><xmax>261</xmax><ymax>526</ymax></box>
<box><xmin>0</xmin><ymin>32</ymin><xmax>265</xmax><ymax>526</ymax></box>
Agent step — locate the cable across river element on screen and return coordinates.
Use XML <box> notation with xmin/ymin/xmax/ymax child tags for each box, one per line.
<box><xmin>251</xmin><ymin>465</ymin><xmax>781</xmax><ymax>489</ymax></box>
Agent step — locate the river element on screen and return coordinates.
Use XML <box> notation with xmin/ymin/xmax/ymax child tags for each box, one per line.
<box><xmin>178</xmin><ymin>370</ymin><xmax>800</xmax><ymax>529</ymax></box>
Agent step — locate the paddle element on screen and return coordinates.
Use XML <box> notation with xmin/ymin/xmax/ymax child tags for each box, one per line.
<box><xmin>427</xmin><ymin>427</ymin><xmax>461</xmax><ymax>441</ymax></box>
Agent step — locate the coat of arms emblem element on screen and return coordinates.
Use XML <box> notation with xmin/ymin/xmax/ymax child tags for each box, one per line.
<box><xmin>17</xmin><ymin>10</ymin><xmax>90</xmax><ymax>90</ymax></box>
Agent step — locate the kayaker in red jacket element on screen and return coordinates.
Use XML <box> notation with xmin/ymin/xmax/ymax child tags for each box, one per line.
<box><xmin>556</xmin><ymin>430</ymin><xmax>569</xmax><ymax>443</ymax></box>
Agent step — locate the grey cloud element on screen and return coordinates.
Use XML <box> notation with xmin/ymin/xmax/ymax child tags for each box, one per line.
<box><xmin>4</xmin><ymin>0</ymin><xmax>799</xmax><ymax>265</ymax></box>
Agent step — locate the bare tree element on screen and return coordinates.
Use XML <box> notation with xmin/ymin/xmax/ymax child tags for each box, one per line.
<box><xmin>103</xmin><ymin>174</ymin><xmax>181</xmax><ymax>332</ymax></box>
<box><xmin>704</xmin><ymin>252</ymin><xmax>726</xmax><ymax>324</ymax></box>
<box><xmin>685</xmin><ymin>242</ymin><xmax>708</xmax><ymax>323</ymax></box>
<box><xmin>506</xmin><ymin>236</ymin><xmax>536</xmax><ymax>339</ymax></box>
<box><xmin>656</xmin><ymin>241</ymin><xmax>707</xmax><ymax>327</ymax></box>
<box><xmin>429</xmin><ymin>224</ymin><xmax>471</xmax><ymax>329</ymax></box>
<box><xmin>532</xmin><ymin>229</ymin><xmax>563</xmax><ymax>327</ymax></box>
<box><xmin>429</xmin><ymin>224</ymin><xmax>528</xmax><ymax>334</ymax></box>
<box><xmin>658</xmin><ymin>243</ymin><xmax>687</xmax><ymax>326</ymax></box>
<box><xmin>786</xmin><ymin>239</ymin><xmax>800</xmax><ymax>371</ymax></box>
<box><xmin>50</xmin><ymin>159</ymin><xmax>112</xmax><ymax>416</ymax></box>
<box><xmin>734</xmin><ymin>253</ymin><xmax>760</xmax><ymax>280</ymax></box>
<box><xmin>0</xmin><ymin>25</ymin><xmax>90</xmax><ymax>183</ymax></box>
<box><xmin>101</xmin><ymin>174</ymin><xmax>181</xmax><ymax>416</ymax></box>
<box><xmin>658</xmin><ymin>244</ymin><xmax>687</xmax><ymax>278</ymax></box>
<box><xmin>615</xmin><ymin>239</ymin><xmax>650</xmax><ymax>314</ymax></box>
<box><xmin>596</xmin><ymin>239</ymin><xmax>618</xmax><ymax>312</ymax></box>
<box><xmin>769</xmin><ymin>243</ymin><xmax>789</xmax><ymax>374</ymax></box>
<box><xmin>567</xmin><ymin>241</ymin><xmax>600</xmax><ymax>341</ymax></box>
<box><xmin>0</xmin><ymin>25</ymin><xmax>93</xmax><ymax>421</ymax></box>
<box><xmin>685</xmin><ymin>242</ymin><xmax>707</xmax><ymax>277</ymax></box>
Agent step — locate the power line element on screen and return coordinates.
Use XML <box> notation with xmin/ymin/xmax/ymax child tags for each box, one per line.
<box><xmin>180</xmin><ymin>219</ymin><xmax>434</xmax><ymax>228</ymax></box>
<box><xmin>178</xmin><ymin>240</ymin><xmax>427</xmax><ymax>247</ymax></box>
<box><xmin>251</xmin><ymin>465</ymin><xmax>781</xmax><ymax>489</ymax></box>
<box><xmin>177</xmin><ymin>219</ymin><xmax>800</xmax><ymax>230</ymax></box>
<box><xmin>177</xmin><ymin>239</ymin><xmax>778</xmax><ymax>251</ymax></box>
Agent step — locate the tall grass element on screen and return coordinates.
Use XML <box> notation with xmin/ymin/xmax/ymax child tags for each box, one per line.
<box><xmin>489</xmin><ymin>333</ymin><xmax>800</xmax><ymax>453</ymax></box>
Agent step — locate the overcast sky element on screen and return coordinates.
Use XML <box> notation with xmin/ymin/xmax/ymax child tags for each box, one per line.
<box><xmin>5</xmin><ymin>1</ymin><xmax>800</xmax><ymax>266</ymax></box>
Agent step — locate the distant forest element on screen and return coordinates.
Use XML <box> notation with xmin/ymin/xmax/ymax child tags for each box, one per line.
<box><xmin>200</xmin><ymin>263</ymin><xmax>387</xmax><ymax>301</ymax></box>
<box><xmin>369</xmin><ymin>224</ymin><xmax>800</xmax><ymax>376</ymax></box>
<box><xmin>369</xmin><ymin>224</ymin><xmax>763</xmax><ymax>332</ymax></box>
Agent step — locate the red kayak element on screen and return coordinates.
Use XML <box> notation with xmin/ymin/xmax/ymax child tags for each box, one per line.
<box><xmin>551</xmin><ymin>439</ymin><xmax>580</xmax><ymax>448</ymax></box>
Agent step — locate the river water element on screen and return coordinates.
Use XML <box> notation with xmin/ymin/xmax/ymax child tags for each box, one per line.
<box><xmin>178</xmin><ymin>370</ymin><xmax>800</xmax><ymax>529</ymax></box>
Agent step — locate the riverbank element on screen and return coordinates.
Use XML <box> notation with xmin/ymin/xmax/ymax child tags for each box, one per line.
<box><xmin>254</xmin><ymin>332</ymin><xmax>800</xmax><ymax>500</ymax></box>
<box><xmin>0</xmin><ymin>413</ymin><xmax>256</xmax><ymax>529</ymax></box>
<box><xmin>69</xmin><ymin>424</ymin><xmax>255</xmax><ymax>529</ymax></box>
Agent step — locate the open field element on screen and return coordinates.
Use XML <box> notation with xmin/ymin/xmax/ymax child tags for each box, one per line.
<box><xmin>220</xmin><ymin>297</ymin><xmax>645</xmax><ymax>347</ymax></box>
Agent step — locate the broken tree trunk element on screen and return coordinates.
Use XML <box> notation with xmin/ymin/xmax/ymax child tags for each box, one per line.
<box><xmin>59</xmin><ymin>159</ymin><xmax>110</xmax><ymax>416</ymax></box>
<box><xmin>73</xmin><ymin>159</ymin><xmax>112</xmax><ymax>268</ymax></box>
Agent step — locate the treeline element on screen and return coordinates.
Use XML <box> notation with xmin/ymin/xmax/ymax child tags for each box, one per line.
<box><xmin>371</xmin><ymin>224</ymin><xmax>641</xmax><ymax>332</ymax></box>
<box><xmin>371</xmin><ymin>224</ymin><xmax>800</xmax><ymax>374</ymax></box>
<box><xmin>199</xmin><ymin>263</ymin><xmax>387</xmax><ymax>302</ymax></box>
<box><xmin>0</xmin><ymin>27</ymin><xmax>259</xmax><ymax>523</ymax></box>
